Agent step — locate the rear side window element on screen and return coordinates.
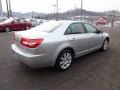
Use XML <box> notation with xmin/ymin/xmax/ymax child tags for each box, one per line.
<box><xmin>66</xmin><ymin>23</ymin><xmax>85</xmax><ymax>34</ymax></box>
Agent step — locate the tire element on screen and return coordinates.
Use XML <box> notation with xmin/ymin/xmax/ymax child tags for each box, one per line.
<box><xmin>5</xmin><ymin>26</ymin><xmax>11</xmax><ymax>32</ymax></box>
<box><xmin>101</xmin><ymin>39</ymin><xmax>109</xmax><ymax>51</ymax></box>
<box><xmin>55</xmin><ymin>49</ymin><xmax>74</xmax><ymax>71</ymax></box>
<box><xmin>25</xmin><ymin>26</ymin><xmax>30</xmax><ymax>30</ymax></box>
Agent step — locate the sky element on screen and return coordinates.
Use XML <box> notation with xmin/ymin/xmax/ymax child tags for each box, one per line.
<box><xmin>1</xmin><ymin>0</ymin><xmax>120</xmax><ymax>13</ymax></box>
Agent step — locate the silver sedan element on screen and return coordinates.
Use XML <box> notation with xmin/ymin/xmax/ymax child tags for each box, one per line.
<box><xmin>11</xmin><ymin>20</ymin><xmax>109</xmax><ymax>71</ymax></box>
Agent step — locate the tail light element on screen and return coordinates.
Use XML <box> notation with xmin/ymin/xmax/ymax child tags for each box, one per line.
<box><xmin>20</xmin><ymin>38</ymin><xmax>44</xmax><ymax>48</ymax></box>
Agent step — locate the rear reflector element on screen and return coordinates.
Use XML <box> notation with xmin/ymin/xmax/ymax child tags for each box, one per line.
<box><xmin>20</xmin><ymin>38</ymin><xmax>44</xmax><ymax>48</ymax></box>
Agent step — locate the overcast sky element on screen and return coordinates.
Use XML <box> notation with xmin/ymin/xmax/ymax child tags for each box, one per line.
<box><xmin>1</xmin><ymin>0</ymin><xmax>120</xmax><ymax>13</ymax></box>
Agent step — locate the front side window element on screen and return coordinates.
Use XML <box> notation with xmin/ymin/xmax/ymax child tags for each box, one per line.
<box><xmin>84</xmin><ymin>23</ymin><xmax>97</xmax><ymax>33</ymax></box>
<box><xmin>66</xmin><ymin>23</ymin><xmax>85</xmax><ymax>34</ymax></box>
<box><xmin>14</xmin><ymin>19</ymin><xmax>20</xmax><ymax>23</ymax></box>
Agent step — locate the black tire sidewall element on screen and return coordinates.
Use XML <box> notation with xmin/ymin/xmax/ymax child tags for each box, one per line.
<box><xmin>102</xmin><ymin>39</ymin><xmax>109</xmax><ymax>51</ymax></box>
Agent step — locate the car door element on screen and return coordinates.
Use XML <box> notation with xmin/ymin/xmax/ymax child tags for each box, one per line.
<box><xmin>11</xmin><ymin>19</ymin><xmax>21</xmax><ymax>30</ymax></box>
<box><xmin>65</xmin><ymin>23</ymin><xmax>92</xmax><ymax>56</ymax></box>
<box><xmin>11</xmin><ymin>19</ymin><xmax>25</xmax><ymax>30</ymax></box>
<box><xmin>19</xmin><ymin>19</ymin><xmax>27</xmax><ymax>29</ymax></box>
<box><xmin>83</xmin><ymin>23</ymin><xmax>103</xmax><ymax>50</ymax></box>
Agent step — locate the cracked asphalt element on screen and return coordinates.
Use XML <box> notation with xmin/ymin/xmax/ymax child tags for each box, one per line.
<box><xmin>0</xmin><ymin>27</ymin><xmax>120</xmax><ymax>90</ymax></box>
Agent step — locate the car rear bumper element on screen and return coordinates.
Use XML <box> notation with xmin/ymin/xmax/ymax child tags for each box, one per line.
<box><xmin>11</xmin><ymin>44</ymin><xmax>54</xmax><ymax>68</ymax></box>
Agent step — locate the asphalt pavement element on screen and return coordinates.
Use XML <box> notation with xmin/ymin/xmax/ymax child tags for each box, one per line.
<box><xmin>0</xmin><ymin>28</ymin><xmax>120</xmax><ymax>90</ymax></box>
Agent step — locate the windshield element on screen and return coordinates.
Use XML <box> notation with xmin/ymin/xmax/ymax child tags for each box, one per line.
<box><xmin>3</xmin><ymin>18</ymin><xmax>14</xmax><ymax>23</ymax></box>
<box><xmin>30</xmin><ymin>21</ymin><xmax>62</xmax><ymax>33</ymax></box>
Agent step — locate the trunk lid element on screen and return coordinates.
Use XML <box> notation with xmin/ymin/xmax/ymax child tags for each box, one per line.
<box><xmin>14</xmin><ymin>30</ymin><xmax>49</xmax><ymax>54</ymax></box>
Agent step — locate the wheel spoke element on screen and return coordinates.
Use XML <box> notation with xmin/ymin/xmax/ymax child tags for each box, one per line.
<box><xmin>66</xmin><ymin>53</ymin><xmax>70</xmax><ymax>57</ymax></box>
<box><xmin>60</xmin><ymin>60</ymin><xmax>64</xmax><ymax>65</ymax></box>
<box><xmin>64</xmin><ymin>53</ymin><xmax>67</xmax><ymax>58</ymax></box>
<box><xmin>67</xmin><ymin>56</ymin><xmax>72</xmax><ymax>60</ymax></box>
<box><xmin>61</xmin><ymin>57</ymin><xmax>65</xmax><ymax>61</ymax></box>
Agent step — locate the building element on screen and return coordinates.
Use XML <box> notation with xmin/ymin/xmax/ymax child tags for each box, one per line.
<box><xmin>95</xmin><ymin>17</ymin><xmax>109</xmax><ymax>26</ymax></box>
<box><xmin>0</xmin><ymin>0</ymin><xmax>3</xmax><ymax>17</ymax></box>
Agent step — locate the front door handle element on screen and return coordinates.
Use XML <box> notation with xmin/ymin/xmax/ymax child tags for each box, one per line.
<box><xmin>70</xmin><ymin>38</ymin><xmax>76</xmax><ymax>41</ymax></box>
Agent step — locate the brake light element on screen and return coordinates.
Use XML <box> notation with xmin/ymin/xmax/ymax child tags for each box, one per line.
<box><xmin>20</xmin><ymin>38</ymin><xmax>44</xmax><ymax>48</ymax></box>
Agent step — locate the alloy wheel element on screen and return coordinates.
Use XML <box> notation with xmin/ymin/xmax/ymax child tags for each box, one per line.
<box><xmin>55</xmin><ymin>49</ymin><xmax>73</xmax><ymax>71</ymax></box>
<box><xmin>5</xmin><ymin>27</ymin><xmax>11</xmax><ymax>32</ymax></box>
<box><xmin>60</xmin><ymin>52</ymin><xmax>72</xmax><ymax>69</ymax></box>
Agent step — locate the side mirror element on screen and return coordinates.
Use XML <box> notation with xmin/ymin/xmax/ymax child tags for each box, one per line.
<box><xmin>96</xmin><ymin>30</ymin><xmax>103</xmax><ymax>34</ymax></box>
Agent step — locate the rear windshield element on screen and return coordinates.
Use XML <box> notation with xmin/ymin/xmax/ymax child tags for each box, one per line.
<box><xmin>31</xmin><ymin>21</ymin><xmax>62</xmax><ymax>33</ymax></box>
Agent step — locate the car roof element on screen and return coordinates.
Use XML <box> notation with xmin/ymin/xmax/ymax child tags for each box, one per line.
<box><xmin>57</xmin><ymin>20</ymin><xmax>83</xmax><ymax>23</ymax></box>
<box><xmin>53</xmin><ymin>20</ymin><xmax>88</xmax><ymax>25</ymax></box>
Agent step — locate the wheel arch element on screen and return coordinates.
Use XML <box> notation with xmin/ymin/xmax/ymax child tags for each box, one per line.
<box><xmin>106</xmin><ymin>37</ymin><xmax>109</xmax><ymax>43</ymax></box>
<box><xmin>4</xmin><ymin>25</ymin><xmax>12</xmax><ymax>31</ymax></box>
<box><xmin>4</xmin><ymin>25</ymin><xmax>11</xmax><ymax>28</ymax></box>
<box><xmin>60</xmin><ymin>47</ymin><xmax>75</xmax><ymax>57</ymax></box>
<box><xmin>53</xmin><ymin>46</ymin><xmax>75</xmax><ymax>66</ymax></box>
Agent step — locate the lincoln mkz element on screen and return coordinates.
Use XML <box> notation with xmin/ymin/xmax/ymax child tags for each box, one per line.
<box><xmin>11</xmin><ymin>21</ymin><xmax>109</xmax><ymax>71</ymax></box>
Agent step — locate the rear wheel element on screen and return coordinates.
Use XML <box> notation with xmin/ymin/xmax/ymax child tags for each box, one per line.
<box><xmin>55</xmin><ymin>49</ymin><xmax>74</xmax><ymax>71</ymax></box>
<box><xmin>101</xmin><ymin>39</ymin><xmax>109</xmax><ymax>51</ymax></box>
<box><xmin>5</xmin><ymin>26</ymin><xmax>11</xmax><ymax>32</ymax></box>
<box><xmin>25</xmin><ymin>26</ymin><xmax>30</xmax><ymax>30</ymax></box>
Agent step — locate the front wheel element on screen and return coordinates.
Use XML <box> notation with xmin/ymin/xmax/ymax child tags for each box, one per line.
<box><xmin>101</xmin><ymin>39</ymin><xmax>109</xmax><ymax>51</ymax></box>
<box><xmin>55</xmin><ymin>50</ymin><xmax>74</xmax><ymax>71</ymax></box>
<box><xmin>5</xmin><ymin>26</ymin><xmax>11</xmax><ymax>32</ymax></box>
<box><xmin>25</xmin><ymin>26</ymin><xmax>30</xmax><ymax>30</ymax></box>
